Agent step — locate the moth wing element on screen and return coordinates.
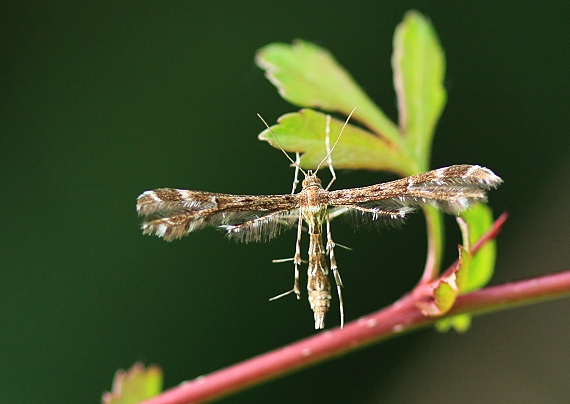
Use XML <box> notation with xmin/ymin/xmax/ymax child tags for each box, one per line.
<box><xmin>328</xmin><ymin>165</ymin><xmax>502</xmax><ymax>224</ymax></box>
<box><xmin>221</xmin><ymin>209</ymin><xmax>300</xmax><ymax>243</ymax></box>
<box><xmin>136</xmin><ymin>188</ymin><xmax>299</xmax><ymax>242</ymax></box>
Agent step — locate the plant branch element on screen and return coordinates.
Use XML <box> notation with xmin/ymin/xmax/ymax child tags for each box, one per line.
<box><xmin>420</xmin><ymin>206</ymin><xmax>444</xmax><ymax>284</ymax></box>
<box><xmin>139</xmin><ymin>269</ymin><xmax>570</xmax><ymax>404</ymax></box>
<box><xmin>137</xmin><ymin>213</ymin><xmax>570</xmax><ymax>404</ymax></box>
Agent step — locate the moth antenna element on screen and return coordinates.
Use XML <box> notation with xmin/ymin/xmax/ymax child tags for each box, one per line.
<box><xmin>315</xmin><ymin>107</ymin><xmax>356</xmax><ymax>174</ymax></box>
<box><xmin>257</xmin><ymin>114</ymin><xmax>306</xmax><ymax>176</ymax></box>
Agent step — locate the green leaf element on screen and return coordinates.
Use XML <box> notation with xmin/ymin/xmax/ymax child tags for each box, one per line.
<box><xmin>258</xmin><ymin>109</ymin><xmax>410</xmax><ymax>174</ymax></box>
<box><xmin>416</xmin><ymin>237</ymin><xmax>472</xmax><ymax>317</ymax></box>
<box><xmin>256</xmin><ymin>40</ymin><xmax>401</xmax><ymax>145</ymax></box>
<box><xmin>432</xmin><ymin>206</ymin><xmax>496</xmax><ymax>333</ymax></box>
<box><xmin>460</xmin><ymin>203</ymin><xmax>497</xmax><ymax>292</ymax></box>
<box><xmin>432</xmin><ymin>274</ymin><xmax>459</xmax><ymax>314</ymax></box>
<box><xmin>102</xmin><ymin>363</ymin><xmax>162</xmax><ymax>404</ymax></box>
<box><xmin>414</xmin><ymin>271</ymin><xmax>458</xmax><ymax>317</ymax></box>
<box><xmin>435</xmin><ymin>314</ymin><xmax>472</xmax><ymax>333</ymax></box>
<box><xmin>392</xmin><ymin>10</ymin><xmax>446</xmax><ymax>171</ymax></box>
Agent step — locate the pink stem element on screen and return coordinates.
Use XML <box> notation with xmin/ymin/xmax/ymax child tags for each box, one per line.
<box><xmin>420</xmin><ymin>207</ymin><xmax>443</xmax><ymax>283</ymax></box>
<box><xmin>140</xmin><ymin>269</ymin><xmax>570</xmax><ymax>404</ymax></box>
<box><xmin>139</xmin><ymin>212</ymin><xmax>570</xmax><ymax>404</ymax></box>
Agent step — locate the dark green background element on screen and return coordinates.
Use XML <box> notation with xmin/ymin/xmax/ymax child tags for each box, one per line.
<box><xmin>2</xmin><ymin>2</ymin><xmax>570</xmax><ymax>403</ymax></box>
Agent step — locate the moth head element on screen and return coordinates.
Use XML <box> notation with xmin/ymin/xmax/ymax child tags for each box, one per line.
<box><xmin>301</xmin><ymin>175</ymin><xmax>322</xmax><ymax>189</ymax></box>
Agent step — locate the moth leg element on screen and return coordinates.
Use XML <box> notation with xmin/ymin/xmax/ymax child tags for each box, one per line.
<box><xmin>291</xmin><ymin>152</ymin><xmax>301</xmax><ymax>194</ymax></box>
<box><xmin>292</xmin><ymin>213</ymin><xmax>303</xmax><ymax>299</ymax></box>
<box><xmin>328</xmin><ymin>206</ymin><xmax>350</xmax><ymax>221</ymax></box>
<box><xmin>272</xmin><ymin>257</ymin><xmax>307</xmax><ymax>264</ymax></box>
<box><xmin>324</xmin><ymin>114</ymin><xmax>337</xmax><ymax>191</ymax></box>
<box><xmin>269</xmin><ymin>214</ymin><xmax>303</xmax><ymax>301</ymax></box>
<box><xmin>326</xmin><ymin>217</ymin><xmax>344</xmax><ymax>328</ymax></box>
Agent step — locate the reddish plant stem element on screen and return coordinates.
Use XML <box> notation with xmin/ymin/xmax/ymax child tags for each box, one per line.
<box><xmin>140</xmin><ymin>269</ymin><xmax>570</xmax><ymax>404</ymax></box>
<box><xmin>420</xmin><ymin>206</ymin><xmax>443</xmax><ymax>284</ymax></box>
<box><xmin>138</xmin><ymin>212</ymin><xmax>570</xmax><ymax>404</ymax></box>
<box><xmin>471</xmin><ymin>211</ymin><xmax>508</xmax><ymax>252</ymax></box>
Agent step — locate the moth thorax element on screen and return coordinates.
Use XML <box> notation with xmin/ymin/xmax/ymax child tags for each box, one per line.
<box><xmin>302</xmin><ymin>207</ymin><xmax>327</xmax><ymax>229</ymax></box>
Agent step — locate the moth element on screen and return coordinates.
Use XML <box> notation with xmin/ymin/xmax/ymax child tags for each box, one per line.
<box><xmin>136</xmin><ymin>115</ymin><xmax>502</xmax><ymax>329</ymax></box>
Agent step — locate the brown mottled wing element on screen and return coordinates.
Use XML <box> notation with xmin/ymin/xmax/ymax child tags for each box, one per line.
<box><xmin>328</xmin><ymin>165</ymin><xmax>502</xmax><ymax>221</ymax></box>
<box><xmin>137</xmin><ymin>188</ymin><xmax>299</xmax><ymax>242</ymax></box>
